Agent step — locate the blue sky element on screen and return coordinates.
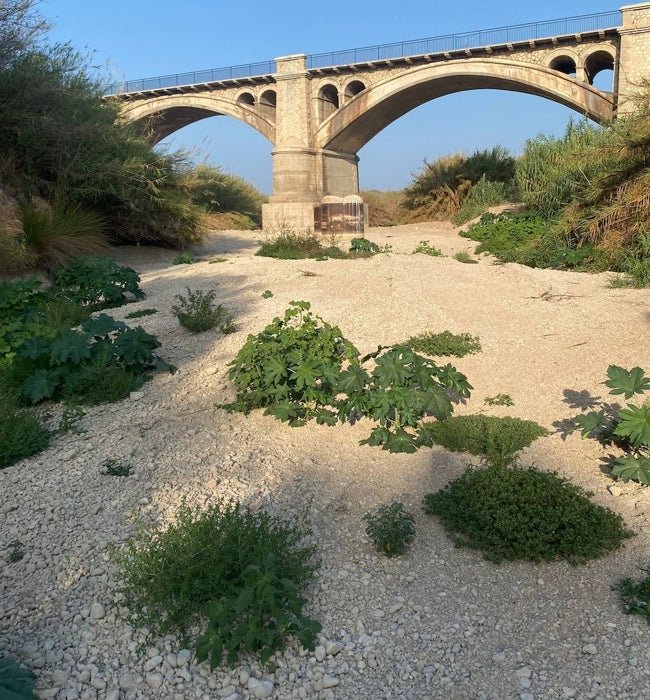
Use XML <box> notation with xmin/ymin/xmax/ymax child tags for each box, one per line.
<box><xmin>41</xmin><ymin>0</ymin><xmax>618</xmax><ymax>194</ymax></box>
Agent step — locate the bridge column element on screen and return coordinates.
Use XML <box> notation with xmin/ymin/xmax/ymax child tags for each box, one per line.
<box><xmin>617</xmin><ymin>3</ymin><xmax>650</xmax><ymax>114</ymax></box>
<box><xmin>263</xmin><ymin>54</ymin><xmax>320</xmax><ymax>231</ymax></box>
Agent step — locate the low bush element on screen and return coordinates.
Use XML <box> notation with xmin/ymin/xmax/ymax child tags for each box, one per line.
<box><xmin>411</xmin><ymin>241</ymin><xmax>442</xmax><ymax>257</ymax></box>
<box><xmin>256</xmin><ymin>231</ymin><xmax>336</xmax><ymax>259</ymax></box>
<box><xmin>453</xmin><ymin>251</ymin><xmax>478</xmax><ymax>264</ymax></box>
<box><xmin>222</xmin><ymin>301</ymin><xmax>472</xmax><ymax>453</ymax></box>
<box><xmin>363</xmin><ymin>502</ymin><xmax>415</xmax><ymax>557</ymax></box>
<box><xmin>172</xmin><ymin>288</ymin><xmax>236</xmax><ymax>334</ymax></box>
<box><xmin>422</xmin><ymin>414</ymin><xmax>547</xmax><ymax>467</ymax></box>
<box><xmin>0</xmin><ymin>392</ymin><xmax>49</xmax><ymax>469</ymax></box>
<box><xmin>619</xmin><ymin>569</ymin><xmax>650</xmax><ymax>624</ymax></box>
<box><xmin>112</xmin><ymin>498</ymin><xmax>320</xmax><ymax>667</ymax></box>
<box><xmin>402</xmin><ymin>330</ymin><xmax>481</xmax><ymax>358</ymax></box>
<box><xmin>423</xmin><ymin>464</ymin><xmax>633</xmax><ymax>563</ymax></box>
<box><xmin>451</xmin><ymin>177</ymin><xmax>508</xmax><ymax>225</ymax></box>
<box><xmin>172</xmin><ymin>252</ymin><xmax>195</xmax><ymax>265</ymax></box>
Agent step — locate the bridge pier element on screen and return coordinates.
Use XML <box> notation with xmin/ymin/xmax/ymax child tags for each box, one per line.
<box><xmin>262</xmin><ymin>54</ymin><xmax>364</xmax><ymax>232</ymax></box>
<box><xmin>617</xmin><ymin>3</ymin><xmax>650</xmax><ymax>114</ymax></box>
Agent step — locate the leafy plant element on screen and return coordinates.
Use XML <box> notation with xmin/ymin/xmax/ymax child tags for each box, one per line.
<box><xmin>111</xmin><ymin>498</ymin><xmax>320</xmax><ymax>667</ymax></box>
<box><xmin>451</xmin><ymin>176</ymin><xmax>508</xmax><ymax>225</ymax></box>
<box><xmin>102</xmin><ymin>458</ymin><xmax>133</xmax><ymax>476</ymax></box>
<box><xmin>209</xmin><ymin>257</ymin><xmax>228</xmax><ymax>264</ymax></box>
<box><xmin>11</xmin><ymin>314</ymin><xmax>171</xmax><ymax>405</ymax></box>
<box><xmin>619</xmin><ymin>568</ymin><xmax>650</xmax><ymax>624</ymax></box>
<box><xmin>0</xmin><ymin>394</ymin><xmax>50</xmax><ymax>469</ymax></box>
<box><xmin>222</xmin><ymin>301</ymin><xmax>471</xmax><ymax>453</ymax></box>
<box><xmin>256</xmin><ymin>230</ymin><xmax>337</xmax><ymax>260</ymax></box>
<box><xmin>453</xmin><ymin>251</ymin><xmax>478</xmax><ymax>264</ymax></box>
<box><xmin>422</xmin><ymin>414</ymin><xmax>547</xmax><ymax>467</ymax></box>
<box><xmin>363</xmin><ymin>502</ymin><xmax>415</xmax><ymax>557</ymax></box>
<box><xmin>125</xmin><ymin>308</ymin><xmax>158</xmax><ymax>319</ymax></box>
<box><xmin>411</xmin><ymin>240</ymin><xmax>442</xmax><ymax>257</ymax></box>
<box><xmin>402</xmin><ymin>330</ymin><xmax>481</xmax><ymax>358</ymax></box>
<box><xmin>172</xmin><ymin>288</ymin><xmax>236</xmax><ymax>334</ymax></box>
<box><xmin>51</xmin><ymin>256</ymin><xmax>145</xmax><ymax>308</ymax></box>
<box><xmin>350</xmin><ymin>238</ymin><xmax>379</xmax><ymax>254</ymax></box>
<box><xmin>58</xmin><ymin>404</ymin><xmax>85</xmax><ymax>434</ymax></box>
<box><xmin>172</xmin><ymin>252</ymin><xmax>195</xmax><ymax>265</ymax></box>
<box><xmin>423</xmin><ymin>463</ymin><xmax>633</xmax><ymax>563</ymax></box>
<box><xmin>0</xmin><ymin>655</ymin><xmax>37</xmax><ymax>700</ymax></box>
<box><xmin>7</xmin><ymin>540</ymin><xmax>24</xmax><ymax>563</ymax></box>
<box><xmin>261</xmin><ymin>290</ymin><xmax>273</xmax><ymax>299</ymax></box>
<box><xmin>569</xmin><ymin>365</ymin><xmax>650</xmax><ymax>484</ymax></box>
<box><xmin>484</xmin><ymin>393</ymin><xmax>515</xmax><ymax>407</ymax></box>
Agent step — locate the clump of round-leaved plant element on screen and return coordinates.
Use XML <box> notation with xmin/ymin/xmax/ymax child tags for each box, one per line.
<box><xmin>363</xmin><ymin>501</ymin><xmax>415</xmax><ymax>556</ymax></box>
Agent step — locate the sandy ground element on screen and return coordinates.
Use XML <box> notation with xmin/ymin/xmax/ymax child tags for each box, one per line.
<box><xmin>3</xmin><ymin>220</ymin><xmax>650</xmax><ymax>699</ymax></box>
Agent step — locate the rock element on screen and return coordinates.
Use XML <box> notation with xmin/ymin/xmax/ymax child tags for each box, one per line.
<box><xmin>144</xmin><ymin>654</ymin><xmax>163</xmax><ymax>671</ymax></box>
<box><xmin>325</xmin><ymin>641</ymin><xmax>343</xmax><ymax>656</ymax></box>
<box><xmin>119</xmin><ymin>673</ymin><xmax>139</xmax><ymax>690</ymax></box>
<box><xmin>248</xmin><ymin>678</ymin><xmax>274</xmax><ymax>698</ymax></box>
<box><xmin>52</xmin><ymin>669</ymin><xmax>70</xmax><ymax>685</ymax></box>
<box><xmin>314</xmin><ymin>645</ymin><xmax>326</xmax><ymax>662</ymax></box>
<box><xmin>146</xmin><ymin>673</ymin><xmax>164</xmax><ymax>689</ymax></box>
<box><xmin>176</xmin><ymin>648</ymin><xmax>192</xmax><ymax>665</ymax></box>
<box><xmin>130</xmin><ymin>391</ymin><xmax>145</xmax><ymax>401</ymax></box>
<box><xmin>322</xmin><ymin>675</ymin><xmax>339</xmax><ymax>689</ymax></box>
<box><xmin>582</xmin><ymin>644</ymin><xmax>598</xmax><ymax>655</ymax></box>
<box><xmin>89</xmin><ymin>603</ymin><xmax>105</xmax><ymax>620</ymax></box>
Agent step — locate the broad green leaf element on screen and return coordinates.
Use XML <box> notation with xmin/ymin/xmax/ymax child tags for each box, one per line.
<box><xmin>16</xmin><ymin>336</ymin><xmax>51</xmax><ymax>360</ymax></box>
<box><xmin>264</xmin><ymin>400</ymin><xmax>304</xmax><ymax>424</ymax></box>
<box><xmin>605</xmin><ymin>365</ymin><xmax>650</xmax><ymax>399</ymax></box>
<box><xmin>614</xmin><ymin>405</ymin><xmax>650</xmax><ymax>448</ymax></box>
<box><xmin>50</xmin><ymin>330</ymin><xmax>92</xmax><ymax>364</ymax></box>
<box><xmin>384</xmin><ymin>428</ymin><xmax>419</xmax><ymax>453</ymax></box>
<box><xmin>113</xmin><ymin>327</ymin><xmax>160</xmax><ymax>365</ymax></box>
<box><xmin>23</xmin><ymin>369</ymin><xmax>60</xmax><ymax>404</ymax></box>
<box><xmin>373</xmin><ymin>349</ymin><xmax>413</xmax><ymax>386</ymax></box>
<box><xmin>420</xmin><ymin>387</ymin><xmax>453</xmax><ymax>420</ymax></box>
<box><xmin>291</xmin><ymin>360</ymin><xmax>319</xmax><ymax>390</ymax></box>
<box><xmin>337</xmin><ymin>365</ymin><xmax>369</xmax><ymax>394</ymax></box>
<box><xmin>360</xmin><ymin>426</ymin><xmax>391</xmax><ymax>447</ymax></box>
<box><xmin>611</xmin><ymin>455</ymin><xmax>650</xmax><ymax>485</ymax></box>
<box><xmin>572</xmin><ymin>410</ymin><xmax>607</xmax><ymax>438</ymax></box>
<box><xmin>82</xmin><ymin>313</ymin><xmax>126</xmax><ymax>338</ymax></box>
<box><xmin>314</xmin><ymin>408</ymin><xmax>337</xmax><ymax>426</ymax></box>
<box><xmin>263</xmin><ymin>355</ymin><xmax>288</xmax><ymax>386</ymax></box>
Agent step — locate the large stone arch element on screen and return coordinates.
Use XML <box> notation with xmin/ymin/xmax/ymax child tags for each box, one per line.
<box><xmin>119</xmin><ymin>94</ymin><xmax>276</xmax><ymax>144</ymax></box>
<box><xmin>315</xmin><ymin>59</ymin><xmax>614</xmax><ymax>153</ymax></box>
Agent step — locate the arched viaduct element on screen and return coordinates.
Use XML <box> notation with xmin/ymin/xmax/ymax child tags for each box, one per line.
<box><xmin>110</xmin><ymin>3</ymin><xmax>650</xmax><ymax>231</ymax></box>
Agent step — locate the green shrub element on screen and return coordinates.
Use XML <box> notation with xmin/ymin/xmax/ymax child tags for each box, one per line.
<box><xmin>402</xmin><ymin>330</ymin><xmax>481</xmax><ymax>358</ymax></box>
<box><xmin>125</xmin><ymin>308</ymin><xmax>157</xmax><ymax>319</ymax></box>
<box><xmin>0</xmin><ymin>655</ymin><xmax>37</xmax><ymax>700</ymax></box>
<box><xmin>0</xmin><ymin>393</ymin><xmax>49</xmax><ymax>469</ymax></box>
<box><xmin>484</xmin><ymin>393</ymin><xmax>514</xmax><ymax>407</ymax></box>
<box><xmin>363</xmin><ymin>502</ymin><xmax>415</xmax><ymax>557</ymax></box>
<box><xmin>112</xmin><ymin>498</ymin><xmax>320</xmax><ymax>667</ymax></box>
<box><xmin>172</xmin><ymin>252</ymin><xmax>195</xmax><ymax>265</ymax></box>
<box><xmin>172</xmin><ymin>288</ymin><xmax>235</xmax><ymax>334</ymax></box>
<box><xmin>102</xmin><ymin>458</ymin><xmax>133</xmax><ymax>476</ymax></box>
<box><xmin>569</xmin><ymin>365</ymin><xmax>650</xmax><ymax>484</ymax></box>
<box><xmin>422</xmin><ymin>414</ymin><xmax>547</xmax><ymax>467</ymax></box>
<box><xmin>349</xmin><ymin>238</ymin><xmax>380</xmax><ymax>254</ymax></box>
<box><xmin>223</xmin><ymin>301</ymin><xmax>472</xmax><ymax>453</ymax></box>
<box><xmin>52</xmin><ymin>256</ymin><xmax>144</xmax><ymax>308</ymax></box>
<box><xmin>411</xmin><ymin>240</ymin><xmax>442</xmax><ymax>257</ymax></box>
<box><xmin>423</xmin><ymin>464</ymin><xmax>633</xmax><ymax>563</ymax></box>
<box><xmin>257</xmin><ymin>231</ymin><xmax>332</xmax><ymax>259</ymax></box>
<box><xmin>453</xmin><ymin>251</ymin><xmax>478</xmax><ymax>264</ymax></box>
<box><xmin>451</xmin><ymin>177</ymin><xmax>508</xmax><ymax>225</ymax></box>
<box><xmin>619</xmin><ymin>569</ymin><xmax>650</xmax><ymax>624</ymax></box>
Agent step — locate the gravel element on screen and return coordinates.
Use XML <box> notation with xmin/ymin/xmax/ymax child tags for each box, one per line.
<box><xmin>1</xmin><ymin>223</ymin><xmax>650</xmax><ymax>699</ymax></box>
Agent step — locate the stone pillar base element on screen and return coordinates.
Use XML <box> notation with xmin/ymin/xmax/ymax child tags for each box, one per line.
<box><xmin>262</xmin><ymin>202</ymin><xmax>316</xmax><ymax>232</ymax></box>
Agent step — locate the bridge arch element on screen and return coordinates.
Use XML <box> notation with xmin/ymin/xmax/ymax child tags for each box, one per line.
<box><xmin>315</xmin><ymin>59</ymin><xmax>614</xmax><ymax>153</ymax></box>
<box><xmin>119</xmin><ymin>93</ymin><xmax>276</xmax><ymax>145</ymax></box>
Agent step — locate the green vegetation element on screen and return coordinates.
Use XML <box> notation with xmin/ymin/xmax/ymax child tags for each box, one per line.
<box><xmin>453</xmin><ymin>250</ymin><xmax>478</xmax><ymax>264</ymax></box>
<box><xmin>125</xmin><ymin>308</ymin><xmax>158</xmax><ymax>319</ymax></box>
<box><xmin>172</xmin><ymin>252</ymin><xmax>195</xmax><ymax>265</ymax></box>
<box><xmin>0</xmin><ymin>391</ymin><xmax>49</xmax><ymax>469</ymax></box>
<box><xmin>111</xmin><ymin>498</ymin><xmax>320</xmax><ymax>667</ymax></box>
<box><xmin>423</xmin><ymin>414</ymin><xmax>547</xmax><ymax>467</ymax></box>
<box><xmin>411</xmin><ymin>240</ymin><xmax>443</xmax><ymax>257</ymax></box>
<box><xmin>402</xmin><ymin>330</ymin><xmax>481</xmax><ymax>358</ymax></box>
<box><xmin>361</xmin><ymin>189</ymin><xmax>407</xmax><ymax>227</ymax></box>
<box><xmin>484</xmin><ymin>393</ymin><xmax>514</xmax><ymax>407</ymax></box>
<box><xmin>363</xmin><ymin>502</ymin><xmax>416</xmax><ymax>557</ymax></box>
<box><xmin>222</xmin><ymin>301</ymin><xmax>471</xmax><ymax>453</ymax></box>
<box><xmin>619</xmin><ymin>569</ymin><xmax>650</xmax><ymax>624</ymax></box>
<box><xmin>256</xmin><ymin>230</ymin><xmax>341</xmax><ymax>260</ymax></box>
<box><xmin>172</xmin><ymin>288</ymin><xmax>236</xmax><ymax>334</ymax></box>
<box><xmin>569</xmin><ymin>365</ymin><xmax>650</xmax><ymax>485</ymax></box>
<box><xmin>0</xmin><ymin>655</ymin><xmax>37</xmax><ymax>700</ymax></box>
<box><xmin>261</xmin><ymin>290</ymin><xmax>273</xmax><ymax>299</ymax></box>
<box><xmin>423</xmin><ymin>464</ymin><xmax>633</xmax><ymax>563</ymax></box>
<box><xmin>7</xmin><ymin>539</ymin><xmax>25</xmax><ymax>563</ymax></box>
<box><xmin>451</xmin><ymin>177</ymin><xmax>509</xmax><ymax>225</ymax></box>
<box><xmin>102</xmin><ymin>458</ymin><xmax>133</xmax><ymax>477</ymax></box>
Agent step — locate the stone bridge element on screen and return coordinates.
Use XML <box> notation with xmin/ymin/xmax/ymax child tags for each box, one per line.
<box><xmin>107</xmin><ymin>3</ymin><xmax>650</xmax><ymax>231</ymax></box>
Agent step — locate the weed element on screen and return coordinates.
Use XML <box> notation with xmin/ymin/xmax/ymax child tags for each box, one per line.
<box><xmin>125</xmin><ymin>308</ymin><xmax>158</xmax><ymax>319</ymax></box>
<box><xmin>261</xmin><ymin>290</ymin><xmax>273</xmax><ymax>299</ymax></box>
<box><xmin>363</xmin><ymin>502</ymin><xmax>415</xmax><ymax>557</ymax></box>
<box><xmin>423</xmin><ymin>463</ymin><xmax>633</xmax><ymax>563</ymax></box>
<box><xmin>102</xmin><ymin>458</ymin><xmax>133</xmax><ymax>476</ymax></box>
<box><xmin>7</xmin><ymin>539</ymin><xmax>24</xmax><ymax>562</ymax></box>
<box><xmin>350</xmin><ymin>238</ymin><xmax>379</xmax><ymax>254</ymax></box>
<box><xmin>0</xmin><ymin>394</ymin><xmax>50</xmax><ymax>469</ymax></box>
<box><xmin>412</xmin><ymin>240</ymin><xmax>442</xmax><ymax>257</ymax></box>
<box><xmin>484</xmin><ymin>393</ymin><xmax>515</xmax><ymax>407</ymax></box>
<box><xmin>172</xmin><ymin>288</ymin><xmax>236</xmax><ymax>334</ymax></box>
<box><xmin>619</xmin><ymin>568</ymin><xmax>650</xmax><ymax>624</ymax></box>
<box><xmin>209</xmin><ymin>258</ymin><xmax>228</xmax><ymax>264</ymax></box>
<box><xmin>111</xmin><ymin>498</ymin><xmax>320</xmax><ymax>667</ymax></box>
<box><xmin>569</xmin><ymin>365</ymin><xmax>650</xmax><ymax>484</ymax></box>
<box><xmin>58</xmin><ymin>404</ymin><xmax>85</xmax><ymax>434</ymax></box>
<box><xmin>257</xmin><ymin>230</ymin><xmax>331</xmax><ymax>259</ymax></box>
<box><xmin>402</xmin><ymin>330</ymin><xmax>481</xmax><ymax>358</ymax></box>
<box><xmin>453</xmin><ymin>251</ymin><xmax>478</xmax><ymax>264</ymax></box>
<box><xmin>172</xmin><ymin>252</ymin><xmax>195</xmax><ymax>265</ymax></box>
<box><xmin>422</xmin><ymin>414</ymin><xmax>547</xmax><ymax>467</ymax></box>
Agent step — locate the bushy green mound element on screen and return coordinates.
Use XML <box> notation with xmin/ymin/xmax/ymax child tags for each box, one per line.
<box><xmin>619</xmin><ymin>570</ymin><xmax>650</xmax><ymax>624</ymax></box>
<box><xmin>403</xmin><ymin>330</ymin><xmax>481</xmax><ymax>358</ymax></box>
<box><xmin>424</xmin><ymin>414</ymin><xmax>547</xmax><ymax>467</ymax></box>
<box><xmin>0</xmin><ymin>392</ymin><xmax>49</xmax><ymax>469</ymax></box>
<box><xmin>112</xmin><ymin>499</ymin><xmax>320</xmax><ymax>667</ymax></box>
<box><xmin>423</xmin><ymin>464</ymin><xmax>633</xmax><ymax>563</ymax></box>
<box><xmin>256</xmin><ymin>231</ymin><xmax>343</xmax><ymax>260</ymax></box>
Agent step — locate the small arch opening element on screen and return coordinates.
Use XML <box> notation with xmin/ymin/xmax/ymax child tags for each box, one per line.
<box><xmin>344</xmin><ymin>80</ymin><xmax>366</xmax><ymax>101</ymax></box>
<box><xmin>259</xmin><ymin>89</ymin><xmax>277</xmax><ymax>119</ymax></box>
<box><xmin>585</xmin><ymin>50</ymin><xmax>615</xmax><ymax>91</ymax></box>
<box><xmin>237</xmin><ymin>92</ymin><xmax>255</xmax><ymax>107</ymax></box>
<box><xmin>549</xmin><ymin>55</ymin><xmax>577</xmax><ymax>78</ymax></box>
<box><xmin>318</xmin><ymin>84</ymin><xmax>340</xmax><ymax>122</ymax></box>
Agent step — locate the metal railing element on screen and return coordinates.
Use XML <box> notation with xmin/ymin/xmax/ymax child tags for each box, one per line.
<box><xmin>104</xmin><ymin>10</ymin><xmax>620</xmax><ymax>95</ymax></box>
<box><xmin>308</xmin><ymin>10</ymin><xmax>621</xmax><ymax>69</ymax></box>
